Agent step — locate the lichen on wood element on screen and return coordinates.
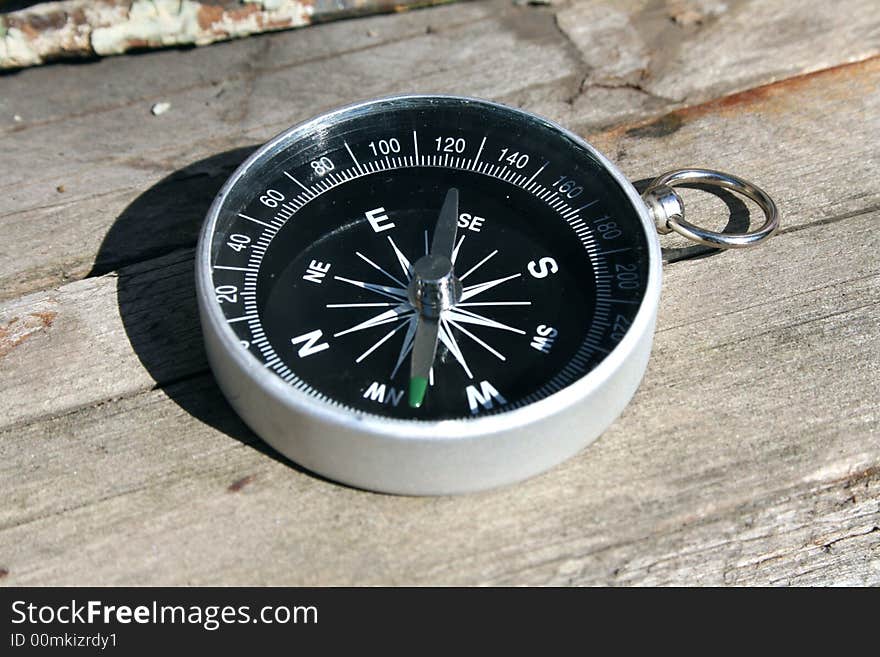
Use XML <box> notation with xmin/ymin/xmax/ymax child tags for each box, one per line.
<box><xmin>0</xmin><ymin>0</ymin><xmax>450</xmax><ymax>69</ymax></box>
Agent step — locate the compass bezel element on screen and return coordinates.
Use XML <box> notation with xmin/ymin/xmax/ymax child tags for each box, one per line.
<box><xmin>196</xmin><ymin>94</ymin><xmax>662</xmax><ymax>493</ymax></box>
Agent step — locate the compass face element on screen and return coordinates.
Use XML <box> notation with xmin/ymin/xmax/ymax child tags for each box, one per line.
<box><xmin>206</xmin><ymin>97</ymin><xmax>651</xmax><ymax>421</ymax></box>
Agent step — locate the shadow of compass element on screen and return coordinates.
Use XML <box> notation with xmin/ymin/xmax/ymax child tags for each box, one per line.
<box><xmin>91</xmin><ymin>146</ymin><xmax>325</xmax><ymax>474</ymax></box>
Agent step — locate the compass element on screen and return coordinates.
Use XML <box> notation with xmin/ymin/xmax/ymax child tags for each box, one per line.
<box><xmin>196</xmin><ymin>95</ymin><xmax>778</xmax><ymax>494</ymax></box>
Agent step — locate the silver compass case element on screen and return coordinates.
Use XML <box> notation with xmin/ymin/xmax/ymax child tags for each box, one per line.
<box><xmin>195</xmin><ymin>95</ymin><xmax>663</xmax><ymax>495</ymax></box>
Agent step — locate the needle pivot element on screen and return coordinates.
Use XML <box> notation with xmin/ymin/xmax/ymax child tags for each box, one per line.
<box><xmin>407</xmin><ymin>254</ymin><xmax>463</xmax><ymax>318</ymax></box>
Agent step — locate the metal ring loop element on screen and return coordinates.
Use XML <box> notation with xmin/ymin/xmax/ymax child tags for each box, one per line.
<box><xmin>642</xmin><ymin>168</ymin><xmax>779</xmax><ymax>249</ymax></box>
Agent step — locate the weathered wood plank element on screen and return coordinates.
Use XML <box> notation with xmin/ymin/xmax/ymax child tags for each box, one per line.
<box><xmin>0</xmin><ymin>250</ymin><xmax>203</xmax><ymax>428</ymax></box>
<box><xmin>0</xmin><ymin>2</ymin><xmax>489</xmax><ymax>127</ymax></box>
<box><xmin>0</xmin><ymin>0</ymin><xmax>878</xmax><ymax>587</ymax></box>
<box><xmin>2</xmin><ymin>55</ymin><xmax>878</xmax><ymax>429</ymax></box>
<box><xmin>2</xmin><ymin>0</ymin><xmax>879</xmax><ymax>301</ymax></box>
<box><xmin>546</xmin><ymin>0</ymin><xmax>880</xmax><ymax>129</ymax></box>
<box><xmin>594</xmin><ymin>57</ymin><xmax>880</xmax><ymax>255</ymax></box>
<box><xmin>1</xmin><ymin>211</ymin><xmax>876</xmax><ymax>585</ymax></box>
<box><xmin>0</xmin><ymin>0</ymin><xmax>454</xmax><ymax>69</ymax></box>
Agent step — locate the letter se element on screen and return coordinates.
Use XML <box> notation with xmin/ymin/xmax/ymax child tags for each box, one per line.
<box><xmin>457</xmin><ymin>213</ymin><xmax>485</xmax><ymax>232</ymax></box>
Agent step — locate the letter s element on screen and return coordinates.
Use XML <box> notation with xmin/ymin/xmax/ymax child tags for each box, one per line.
<box><xmin>527</xmin><ymin>257</ymin><xmax>558</xmax><ymax>279</ymax></box>
<box><xmin>11</xmin><ymin>601</ymin><xmax>26</xmax><ymax>623</ymax></box>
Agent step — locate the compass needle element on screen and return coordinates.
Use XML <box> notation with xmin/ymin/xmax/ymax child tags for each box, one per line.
<box><xmin>431</xmin><ymin>188</ymin><xmax>460</xmax><ymax>258</ymax></box>
<box><xmin>390</xmin><ymin>316</ymin><xmax>419</xmax><ymax>380</ymax></box>
<box><xmin>408</xmin><ymin>316</ymin><xmax>439</xmax><ymax>407</ymax></box>
<box><xmin>407</xmin><ymin>187</ymin><xmax>461</xmax><ymax>407</ymax></box>
<box><xmin>197</xmin><ymin>95</ymin><xmax>778</xmax><ymax>493</ymax></box>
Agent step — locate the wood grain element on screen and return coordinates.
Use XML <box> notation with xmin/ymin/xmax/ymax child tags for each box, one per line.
<box><xmin>0</xmin><ymin>0</ymin><xmax>878</xmax><ymax>586</ymax></box>
<box><xmin>2</xmin><ymin>0</ymin><xmax>879</xmax><ymax>301</ymax></box>
<box><xmin>557</xmin><ymin>0</ymin><xmax>880</xmax><ymax>104</ymax></box>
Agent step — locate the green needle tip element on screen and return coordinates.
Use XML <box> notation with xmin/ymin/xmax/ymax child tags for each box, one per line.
<box><xmin>409</xmin><ymin>376</ymin><xmax>429</xmax><ymax>408</ymax></box>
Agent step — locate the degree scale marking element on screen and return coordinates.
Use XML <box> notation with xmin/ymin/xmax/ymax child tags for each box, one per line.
<box><xmin>213</xmin><ymin>143</ymin><xmax>626</xmax><ymax>416</ymax></box>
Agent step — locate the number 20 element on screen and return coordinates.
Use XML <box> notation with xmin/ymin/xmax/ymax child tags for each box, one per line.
<box><xmin>215</xmin><ymin>285</ymin><xmax>238</xmax><ymax>303</ymax></box>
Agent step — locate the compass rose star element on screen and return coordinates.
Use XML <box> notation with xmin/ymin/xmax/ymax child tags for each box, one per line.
<box><xmin>331</xmin><ymin>235</ymin><xmax>532</xmax><ymax>388</ymax></box>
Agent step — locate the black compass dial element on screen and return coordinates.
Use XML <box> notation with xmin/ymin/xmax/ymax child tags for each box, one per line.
<box><xmin>208</xmin><ymin>98</ymin><xmax>650</xmax><ymax>420</ymax></box>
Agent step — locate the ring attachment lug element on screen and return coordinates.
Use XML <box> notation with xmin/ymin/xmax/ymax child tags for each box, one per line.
<box><xmin>641</xmin><ymin>168</ymin><xmax>779</xmax><ymax>249</ymax></box>
<box><xmin>642</xmin><ymin>183</ymin><xmax>684</xmax><ymax>235</ymax></box>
